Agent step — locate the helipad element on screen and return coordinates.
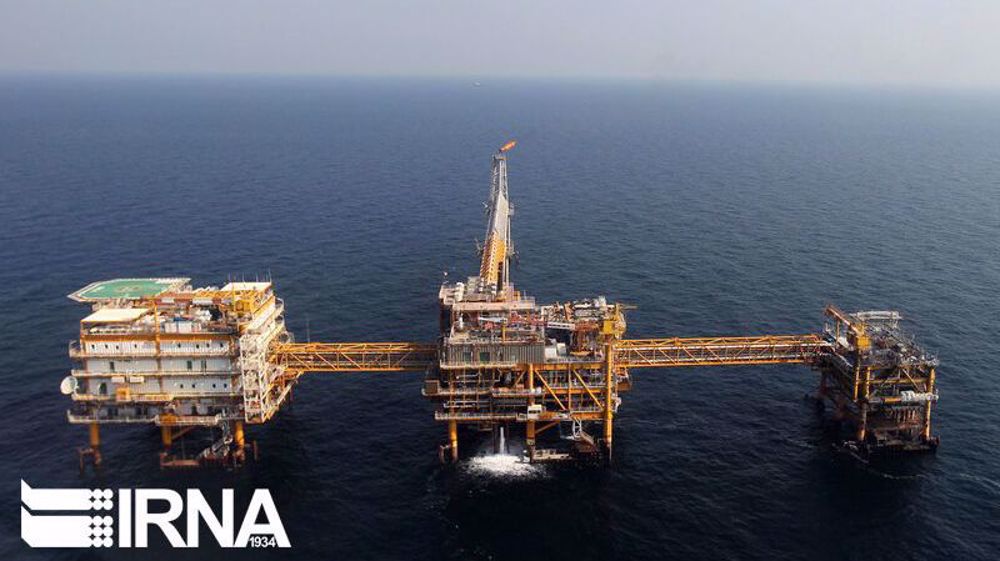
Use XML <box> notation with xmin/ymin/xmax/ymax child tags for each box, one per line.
<box><xmin>68</xmin><ymin>278</ymin><xmax>189</xmax><ymax>302</ymax></box>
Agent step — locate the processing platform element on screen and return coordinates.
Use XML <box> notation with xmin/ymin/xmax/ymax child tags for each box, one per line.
<box><xmin>62</xmin><ymin>141</ymin><xmax>940</xmax><ymax>468</ymax></box>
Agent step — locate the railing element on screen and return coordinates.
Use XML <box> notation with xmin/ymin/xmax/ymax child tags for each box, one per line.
<box><xmin>273</xmin><ymin>342</ymin><xmax>438</xmax><ymax>372</ymax></box>
<box><xmin>271</xmin><ymin>335</ymin><xmax>834</xmax><ymax>373</ymax></box>
<box><xmin>69</xmin><ymin>340</ymin><xmax>234</xmax><ymax>358</ymax></box>
<box><xmin>70</xmin><ymin>369</ymin><xmax>236</xmax><ymax>377</ymax></box>
<box><xmin>158</xmin><ymin>346</ymin><xmax>234</xmax><ymax>356</ymax></box>
<box><xmin>69</xmin><ymin>341</ymin><xmax>155</xmax><ymax>358</ymax></box>
<box><xmin>67</xmin><ymin>412</ymin><xmax>156</xmax><ymax>424</ymax></box>
<box><xmin>617</xmin><ymin>334</ymin><xmax>832</xmax><ymax>368</ymax></box>
<box><xmin>85</xmin><ymin>322</ymin><xmax>234</xmax><ymax>336</ymax></box>
<box><xmin>434</xmin><ymin>411</ymin><xmax>520</xmax><ymax>421</ymax></box>
<box><xmin>155</xmin><ymin>413</ymin><xmax>223</xmax><ymax>427</ymax></box>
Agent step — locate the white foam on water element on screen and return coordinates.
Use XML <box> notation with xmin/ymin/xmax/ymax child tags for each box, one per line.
<box><xmin>465</xmin><ymin>454</ymin><xmax>545</xmax><ymax>479</ymax></box>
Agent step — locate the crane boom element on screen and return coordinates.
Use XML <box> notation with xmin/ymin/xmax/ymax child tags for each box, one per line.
<box><xmin>479</xmin><ymin>142</ymin><xmax>514</xmax><ymax>294</ymax></box>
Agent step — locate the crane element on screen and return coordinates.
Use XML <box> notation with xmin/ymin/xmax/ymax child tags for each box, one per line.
<box><xmin>478</xmin><ymin>141</ymin><xmax>515</xmax><ymax>296</ymax></box>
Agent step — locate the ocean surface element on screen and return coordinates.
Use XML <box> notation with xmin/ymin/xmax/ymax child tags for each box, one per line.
<box><xmin>0</xmin><ymin>76</ymin><xmax>998</xmax><ymax>560</ymax></box>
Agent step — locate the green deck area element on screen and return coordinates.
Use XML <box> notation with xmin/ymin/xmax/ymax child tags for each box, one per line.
<box><xmin>70</xmin><ymin>278</ymin><xmax>189</xmax><ymax>302</ymax></box>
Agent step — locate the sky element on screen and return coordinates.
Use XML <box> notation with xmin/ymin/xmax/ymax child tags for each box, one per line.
<box><xmin>2</xmin><ymin>0</ymin><xmax>999</xmax><ymax>88</ymax></box>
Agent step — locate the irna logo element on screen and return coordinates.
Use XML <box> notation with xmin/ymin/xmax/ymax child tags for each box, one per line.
<box><xmin>21</xmin><ymin>480</ymin><xmax>290</xmax><ymax>548</ymax></box>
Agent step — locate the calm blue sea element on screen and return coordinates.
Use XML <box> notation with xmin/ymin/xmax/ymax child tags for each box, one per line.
<box><xmin>0</xmin><ymin>76</ymin><xmax>998</xmax><ymax>560</ymax></box>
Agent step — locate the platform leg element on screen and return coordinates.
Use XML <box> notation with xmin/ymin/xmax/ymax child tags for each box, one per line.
<box><xmin>448</xmin><ymin>420</ymin><xmax>458</xmax><ymax>463</ymax></box>
<box><xmin>233</xmin><ymin>420</ymin><xmax>246</xmax><ymax>465</ymax></box>
<box><xmin>89</xmin><ymin>423</ymin><xmax>102</xmax><ymax>466</ymax></box>
<box><xmin>526</xmin><ymin>421</ymin><xmax>536</xmax><ymax>461</ymax></box>
<box><xmin>604</xmin><ymin>418</ymin><xmax>613</xmax><ymax>461</ymax></box>
<box><xmin>923</xmin><ymin>367</ymin><xmax>936</xmax><ymax>442</ymax></box>
<box><xmin>604</xmin><ymin>342</ymin><xmax>615</xmax><ymax>461</ymax></box>
<box><xmin>526</xmin><ymin>365</ymin><xmax>536</xmax><ymax>460</ymax></box>
<box><xmin>856</xmin><ymin>402</ymin><xmax>868</xmax><ymax>442</ymax></box>
<box><xmin>234</xmin><ymin>421</ymin><xmax>245</xmax><ymax>450</ymax></box>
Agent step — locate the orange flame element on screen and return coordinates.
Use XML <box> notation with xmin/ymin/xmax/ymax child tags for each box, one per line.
<box><xmin>499</xmin><ymin>140</ymin><xmax>517</xmax><ymax>153</ymax></box>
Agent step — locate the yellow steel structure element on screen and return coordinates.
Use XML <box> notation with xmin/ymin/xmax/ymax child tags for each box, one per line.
<box><xmin>479</xmin><ymin>237</ymin><xmax>507</xmax><ymax>289</ymax></box>
<box><xmin>273</xmin><ymin>342</ymin><xmax>437</xmax><ymax>373</ymax></box>
<box><xmin>270</xmin><ymin>333</ymin><xmax>839</xmax><ymax>461</ymax></box>
<box><xmin>617</xmin><ymin>335</ymin><xmax>831</xmax><ymax>368</ymax></box>
<box><xmin>269</xmin><ymin>323</ymin><xmax>935</xmax><ymax>463</ymax></box>
<box><xmin>477</xmin><ymin>143</ymin><xmax>514</xmax><ymax>294</ymax></box>
<box><xmin>65</xmin><ymin>142</ymin><xmax>940</xmax><ymax>468</ymax></box>
<box><xmin>257</xmin><ymin>143</ymin><xmax>938</xmax><ymax>463</ymax></box>
<box><xmin>272</xmin><ymin>335</ymin><xmax>831</xmax><ymax>373</ymax></box>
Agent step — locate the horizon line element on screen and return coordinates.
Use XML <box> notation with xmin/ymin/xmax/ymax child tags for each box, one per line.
<box><xmin>3</xmin><ymin>70</ymin><xmax>1000</xmax><ymax>94</ymax></box>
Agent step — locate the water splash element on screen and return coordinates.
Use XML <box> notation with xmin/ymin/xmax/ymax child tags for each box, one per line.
<box><xmin>465</xmin><ymin>453</ymin><xmax>545</xmax><ymax>479</ymax></box>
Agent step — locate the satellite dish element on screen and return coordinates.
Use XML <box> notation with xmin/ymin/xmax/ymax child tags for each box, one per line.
<box><xmin>60</xmin><ymin>376</ymin><xmax>78</xmax><ymax>395</ymax></box>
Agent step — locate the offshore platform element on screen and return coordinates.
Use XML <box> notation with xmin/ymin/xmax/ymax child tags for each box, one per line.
<box><xmin>63</xmin><ymin>142</ymin><xmax>940</xmax><ymax>468</ymax></box>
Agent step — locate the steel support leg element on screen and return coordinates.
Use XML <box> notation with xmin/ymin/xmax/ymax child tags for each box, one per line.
<box><xmin>89</xmin><ymin>423</ymin><xmax>102</xmax><ymax>466</ymax></box>
<box><xmin>604</xmin><ymin>342</ymin><xmax>615</xmax><ymax>460</ymax></box>
<box><xmin>448</xmin><ymin>420</ymin><xmax>458</xmax><ymax>463</ymax></box>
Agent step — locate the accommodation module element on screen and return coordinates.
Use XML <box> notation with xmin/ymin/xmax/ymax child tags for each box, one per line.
<box><xmin>65</xmin><ymin>278</ymin><xmax>293</xmax><ymax>467</ymax></box>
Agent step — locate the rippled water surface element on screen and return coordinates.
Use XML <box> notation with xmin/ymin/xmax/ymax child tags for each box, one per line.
<box><xmin>0</xmin><ymin>76</ymin><xmax>998</xmax><ymax>560</ymax></box>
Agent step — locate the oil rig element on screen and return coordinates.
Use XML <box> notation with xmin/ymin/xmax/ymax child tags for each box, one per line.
<box><xmin>63</xmin><ymin>141</ymin><xmax>940</xmax><ymax>468</ymax></box>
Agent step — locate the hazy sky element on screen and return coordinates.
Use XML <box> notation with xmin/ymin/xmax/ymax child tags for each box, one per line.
<box><xmin>2</xmin><ymin>0</ymin><xmax>1000</xmax><ymax>87</ymax></box>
